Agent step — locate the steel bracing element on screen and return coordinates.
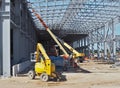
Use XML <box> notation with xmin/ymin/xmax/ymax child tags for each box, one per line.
<box><xmin>27</xmin><ymin>0</ymin><xmax>120</xmax><ymax>60</ymax></box>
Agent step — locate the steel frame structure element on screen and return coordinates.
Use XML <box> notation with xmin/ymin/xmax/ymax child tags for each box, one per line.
<box><xmin>0</xmin><ymin>0</ymin><xmax>120</xmax><ymax>77</ymax></box>
<box><xmin>27</xmin><ymin>0</ymin><xmax>120</xmax><ymax>60</ymax></box>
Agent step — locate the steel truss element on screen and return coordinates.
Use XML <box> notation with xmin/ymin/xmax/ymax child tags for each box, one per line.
<box><xmin>27</xmin><ymin>0</ymin><xmax>120</xmax><ymax>60</ymax></box>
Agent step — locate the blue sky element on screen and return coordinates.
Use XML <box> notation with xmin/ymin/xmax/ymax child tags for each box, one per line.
<box><xmin>115</xmin><ymin>23</ymin><xmax>120</xmax><ymax>35</ymax></box>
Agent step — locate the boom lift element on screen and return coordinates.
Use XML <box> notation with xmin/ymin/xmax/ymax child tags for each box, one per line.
<box><xmin>32</xmin><ymin>9</ymin><xmax>85</xmax><ymax>62</ymax></box>
<box><xmin>28</xmin><ymin>43</ymin><xmax>65</xmax><ymax>81</ymax></box>
<box><xmin>32</xmin><ymin>9</ymin><xmax>69</xmax><ymax>59</ymax></box>
<box><xmin>56</xmin><ymin>37</ymin><xmax>85</xmax><ymax>62</ymax></box>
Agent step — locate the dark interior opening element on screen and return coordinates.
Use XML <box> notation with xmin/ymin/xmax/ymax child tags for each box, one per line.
<box><xmin>10</xmin><ymin>29</ymin><xmax>13</xmax><ymax>66</ymax></box>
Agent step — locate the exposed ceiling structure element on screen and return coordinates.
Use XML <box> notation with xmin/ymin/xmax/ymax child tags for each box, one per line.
<box><xmin>27</xmin><ymin>0</ymin><xmax>120</xmax><ymax>41</ymax></box>
<box><xmin>36</xmin><ymin>29</ymin><xmax>88</xmax><ymax>43</ymax></box>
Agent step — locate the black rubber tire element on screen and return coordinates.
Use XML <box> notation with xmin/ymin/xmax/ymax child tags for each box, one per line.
<box><xmin>28</xmin><ymin>70</ymin><xmax>35</xmax><ymax>79</ymax></box>
<box><xmin>40</xmin><ymin>73</ymin><xmax>49</xmax><ymax>82</ymax></box>
<box><xmin>79</xmin><ymin>58</ymin><xmax>84</xmax><ymax>63</ymax></box>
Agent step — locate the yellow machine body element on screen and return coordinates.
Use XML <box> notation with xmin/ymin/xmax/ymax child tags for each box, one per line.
<box><xmin>28</xmin><ymin>43</ymin><xmax>66</xmax><ymax>82</ymax></box>
<box><xmin>35</xmin><ymin>43</ymin><xmax>56</xmax><ymax>77</ymax></box>
<box><xmin>35</xmin><ymin>61</ymin><xmax>55</xmax><ymax>76</ymax></box>
<box><xmin>57</xmin><ymin>38</ymin><xmax>85</xmax><ymax>59</ymax></box>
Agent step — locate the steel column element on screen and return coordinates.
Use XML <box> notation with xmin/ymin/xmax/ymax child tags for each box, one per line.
<box><xmin>91</xmin><ymin>32</ymin><xmax>94</xmax><ymax>58</ymax></box>
<box><xmin>87</xmin><ymin>36</ymin><xmax>90</xmax><ymax>57</ymax></box>
<box><xmin>0</xmin><ymin>6</ymin><xmax>2</xmax><ymax>75</ymax></box>
<box><xmin>97</xmin><ymin>30</ymin><xmax>100</xmax><ymax>59</ymax></box>
<box><xmin>104</xmin><ymin>24</ymin><xmax>107</xmax><ymax>60</ymax></box>
<box><xmin>112</xmin><ymin>20</ymin><xmax>116</xmax><ymax>60</ymax></box>
<box><xmin>1</xmin><ymin>0</ymin><xmax>10</xmax><ymax>77</ymax></box>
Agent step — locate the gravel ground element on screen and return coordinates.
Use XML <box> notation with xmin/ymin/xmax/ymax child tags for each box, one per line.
<box><xmin>0</xmin><ymin>60</ymin><xmax>120</xmax><ymax>88</ymax></box>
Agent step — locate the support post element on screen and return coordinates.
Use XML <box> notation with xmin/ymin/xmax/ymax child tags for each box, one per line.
<box><xmin>0</xmin><ymin>6</ymin><xmax>3</xmax><ymax>75</ymax></box>
<box><xmin>112</xmin><ymin>20</ymin><xmax>116</xmax><ymax>61</ymax></box>
<box><xmin>104</xmin><ymin>25</ymin><xmax>107</xmax><ymax>60</ymax></box>
<box><xmin>1</xmin><ymin>0</ymin><xmax>11</xmax><ymax>77</ymax></box>
<box><xmin>97</xmin><ymin>30</ymin><xmax>100</xmax><ymax>59</ymax></box>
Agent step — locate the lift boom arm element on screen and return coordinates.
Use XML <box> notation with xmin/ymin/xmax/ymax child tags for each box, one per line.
<box><xmin>36</xmin><ymin>43</ymin><xmax>52</xmax><ymax>75</ymax></box>
<box><xmin>36</xmin><ymin>43</ymin><xmax>50</xmax><ymax>61</ymax></box>
<box><xmin>32</xmin><ymin>9</ymin><xmax>84</xmax><ymax>60</ymax></box>
<box><xmin>57</xmin><ymin>37</ymin><xmax>85</xmax><ymax>58</ymax></box>
<box><xmin>32</xmin><ymin>9</ymin><xmax>69</xmax><ymax>57</ymax></box>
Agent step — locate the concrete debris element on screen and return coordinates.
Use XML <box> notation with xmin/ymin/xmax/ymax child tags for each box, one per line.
<box><xmin>110</xmin><ymin>62</ymin><xmax>120</xmax><ymax>68</ymax></box>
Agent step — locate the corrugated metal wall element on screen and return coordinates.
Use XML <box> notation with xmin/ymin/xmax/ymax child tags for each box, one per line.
<box><xmin>11</xmin><ymin>0</ymin><xmax>37</xmax><ymax>65</ymax></box>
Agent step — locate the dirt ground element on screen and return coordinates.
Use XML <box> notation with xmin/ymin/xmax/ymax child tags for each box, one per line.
<box><xmin>1</xmin><ymin>60</ymin><xmax>120</xmax><ymax>88</ymax></box>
